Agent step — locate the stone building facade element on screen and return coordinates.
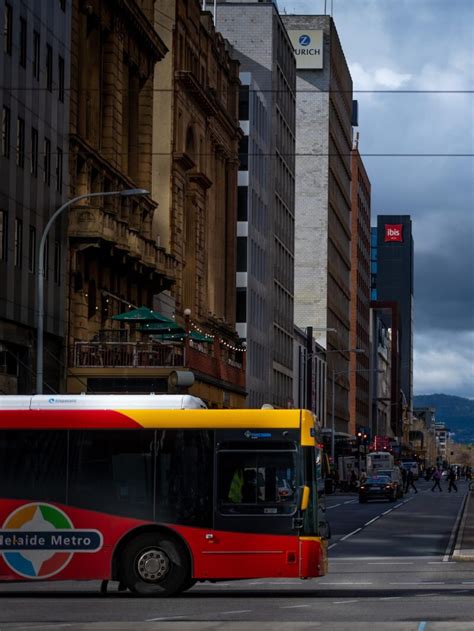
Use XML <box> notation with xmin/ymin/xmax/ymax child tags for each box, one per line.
<box><xmin>349</xmin><ymin>143</ymin><xmax>371</xmax><ymax>436</ymax></box>
<box><xmin>0</xmin><ymin>0</ymin><xmax>71</xmax><ymax>394</ymax></box>
<box><xmin>66</xmin><ymin>0</ymin><xmax>178</xmax><ymax>393</ymax></box>
<box><xmin>282</xmin><ymin>15</ymin><xmax>353</xmax><ymax>433</ymax></box>
<box><xmin>153</xmin><ymin>0</ymin><xmax>246</xmax><ymax>407</ymax></box>
<box><xmin>213</xmin><ymin>0</ymin><xmax>297</xmax><ymax>409</ymax></box>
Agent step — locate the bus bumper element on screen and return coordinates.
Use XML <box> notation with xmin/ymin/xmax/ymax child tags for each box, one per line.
<box><xmin>299</xmin><ymin>537</ymin><xmax>328</xmax><ymax>578</ymax></box>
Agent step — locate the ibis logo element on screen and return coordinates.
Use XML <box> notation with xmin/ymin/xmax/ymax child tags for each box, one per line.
<box><xmin>384</xmin><ymin>224</ymin><xmax>403</xmax><ymax>242</ymax></box>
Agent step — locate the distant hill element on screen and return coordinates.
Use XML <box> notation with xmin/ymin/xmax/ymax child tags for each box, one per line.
<box><xmin>413</xmin><ymin>394</ymin><xmax>474</xmax><ymax>444</ymax></box>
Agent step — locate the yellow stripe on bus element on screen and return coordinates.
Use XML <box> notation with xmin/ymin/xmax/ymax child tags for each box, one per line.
<box><xmin>117</xmin><ymin>408</ymin><xmax>304</xmax><ymax>430</ymax></box>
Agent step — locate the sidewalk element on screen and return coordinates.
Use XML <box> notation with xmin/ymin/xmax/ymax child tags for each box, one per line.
<box><xmin>452</xmin><ymin>489</ymin><xmax>474</xmax><ymax>561</ymax></box>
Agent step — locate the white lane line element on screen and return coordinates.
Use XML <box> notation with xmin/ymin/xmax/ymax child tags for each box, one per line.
<box><xmin>327</xmin><ymin>503</ymin><xmax>342</xmax><ymax>510</ymax></box>
<box><xmin>379</xmin><ymin>597</ymin><xmax>401</xmax><ymax>600</ymax></box>
<box><xmin>428</xmin><ymin>561</ymin><xmax>456</xmax><ymax>564</ymax></box>
<box><xmin>333</xmin><ymin>600</ymin><xmax>359</xmax><ymax>604</ymax></box>
<box><xmin>444</xmin><ymin>491</ymin><xmax>468</xmax><ymax>561</ymax></box>
<box><xmin>280</xmin><ymin>605</ymin><xmax>311</xmax><ymax>609</ymax></box>
<box><xmin>321</xmin><ymin>582</ymin><xmax>373</xmax><ymax>585</ymax></box>
<box><xmin>462</xmin><ymin>581</ymin><xmax>474</xmax><ymax>584</ymax></box>
<box><xmin>364</xmin><ymin>516</ymin><xmax>381</xmax><ymax>526</ymax></box>
<box><xmin>382</xmin><ymin>509</ymin><xmax>393</xmax><ymax>515</ymax></box>
<box><xmin>368</xmin><ymin>562</ymin><xmax>413</xmax><ymax>565</ymax></box>
<box><xmin>146</xmin><ymin>616</ymin><xmax>185</xmax><ymax>622</ymax></box>
<box><xmin>389</xmin><ymin>582</ymin><xmax>445</xmax><ymax>585</ymax></box>
<box><xmin>220</xmin><ymin>610</ymin><xmax>253</xmax><ymax>615</ymax></box>
<box><xmin>328</xmin><ymin>543</ymin><xmax>338</xmax><ymax>549</ymax></box>
<box><xmin>341</xmin><ymin>527</ymin><xmax>362</xmax><ymax>541</ymax></box>
<box><xmin>344</xmin><ymin>499</ymin><xmax>357</xmax><ymax>504</ymax></box>
<box><xmin>394</xmin><ymin>503</ymin><xmax>404</xmax><ymax>509</ymax></box>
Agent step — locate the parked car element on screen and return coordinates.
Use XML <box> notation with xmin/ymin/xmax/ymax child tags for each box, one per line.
<box><xmin>376</xmin><ymin>467</ymin><xmax>404</xmax><ymax>498</ymax></box>
<box><xmin>359</xmin><ymin>475</ymin><xmax>397</xmax><ymax>503</ymax></box>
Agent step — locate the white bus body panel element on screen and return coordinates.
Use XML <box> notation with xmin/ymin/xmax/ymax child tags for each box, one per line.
<box><xmin>0</xmin><ymin>394</ymin><xmax>207</xmax><ymax>410</ymax></box>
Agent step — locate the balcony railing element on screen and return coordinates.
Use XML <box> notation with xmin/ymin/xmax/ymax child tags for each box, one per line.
<box><xmin>70</xmin><ymin>342</ymin><xmax>184</xmax><ymax>369</ymax></box>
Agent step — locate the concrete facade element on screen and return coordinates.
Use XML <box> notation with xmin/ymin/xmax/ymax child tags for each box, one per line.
<box><xmin>349</xmin><ymin>144</ymin><xmax>371</xmax><ymax>436</ymax></box>
<box><xmin>0</xmin><ymin>0</ymin><xmax>71</xmax><ymax>394</ymax></box>
<box><xmin>235</xmin><ymin>72</ymin><xmax>272</xmax><ymax>407</ymax></box>
<box><xmin>215</xmin><ymin>0</ymin><xmax>296</xmax><ymax>408</ymax></box>
<box><xmin>282</xmin><ymin>15</ymin><xmax>353</xmax><ymax>432</ymax></box>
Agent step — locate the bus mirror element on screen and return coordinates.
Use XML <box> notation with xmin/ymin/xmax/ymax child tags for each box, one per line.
<box><xmin>299</xmin><ymin>485</ymin><xmax>310</xmax><ymax>511</ymax></box>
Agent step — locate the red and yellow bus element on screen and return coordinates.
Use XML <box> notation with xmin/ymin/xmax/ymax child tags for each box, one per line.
<box><xmin>0</xmin><ymin>395</ymin><xmax>329</xmax><ymax>595</ymax></box>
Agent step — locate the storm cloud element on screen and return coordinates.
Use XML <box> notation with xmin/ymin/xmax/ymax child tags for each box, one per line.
<box><xmin>283</xmin><ymin>0</ymin><xmax>474</xmax><ymax>397</ymax></box>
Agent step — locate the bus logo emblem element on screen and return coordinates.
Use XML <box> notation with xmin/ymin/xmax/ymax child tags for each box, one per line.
<box><xmin>0</xmin><ymin>503</ymin><xmax>103</xmax><ymax>579</ymax></box>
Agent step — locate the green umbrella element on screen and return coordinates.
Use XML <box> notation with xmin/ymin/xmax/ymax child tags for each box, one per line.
<box><xmin>140</xmin><ymin>321</ymin><xmax>185</xmax><ymax>334</ymax></box>
<box><xmin>112</xmin><ymin>306</ymin><xmax>175</xmax><ymax>324</ymax></box>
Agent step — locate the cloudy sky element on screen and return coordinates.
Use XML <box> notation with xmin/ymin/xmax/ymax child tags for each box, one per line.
<box><xmin>282</xmin><ymin>0</ymin><xmax>474</xmax><ymax>398</ymax></box>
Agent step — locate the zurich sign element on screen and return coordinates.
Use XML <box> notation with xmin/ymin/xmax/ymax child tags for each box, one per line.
<box><xmin>299</xmin><ymin>34</ymin><xmax>311</xmax><ymax>46</ymax></box>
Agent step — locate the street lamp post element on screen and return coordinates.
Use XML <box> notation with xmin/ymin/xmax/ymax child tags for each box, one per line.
<box><xmin>36</xmin><ymin>188</ymin><xmax>149</xmax><ymax>394</ymax></box>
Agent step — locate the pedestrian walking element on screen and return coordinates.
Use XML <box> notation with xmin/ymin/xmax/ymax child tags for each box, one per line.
<box><xmin>448</xmin><ymin>468</ymin><xmax>458</xmax><ymax>493</ymax></box>
<box><xmin>431</xmin><ymin>468</ymin><xmax>442</xmax><ymax>492</ymax></box>
<box><xmin>405</xmin><ymin>469</ymin><xmax>418</xmax><ymax>494</ymax></box>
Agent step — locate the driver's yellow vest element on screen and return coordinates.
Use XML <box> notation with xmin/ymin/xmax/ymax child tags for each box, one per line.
<box><xmin>228</xmin><ymin>469</ymin><xmax>244</xmax><ymax>503</ymax></box>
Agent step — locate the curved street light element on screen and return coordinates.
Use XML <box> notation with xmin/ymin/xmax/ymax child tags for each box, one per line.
<box><xmin>36</xmin><ymin>188</ymin><xmax>149</xmax><ymax>394</ymax></box>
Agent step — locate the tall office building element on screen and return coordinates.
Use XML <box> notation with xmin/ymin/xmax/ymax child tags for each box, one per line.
<box><xmin>349</xmin><ymin>141</ymin><xmax>371</xmax><ymax>437</ymax></box>
<box><xmin>0</xmin><ymin>0</ymin><xmax>71</xmax><ymax>393</ymax></box>
<box><xmin>371</xmin><ymin>216</ymin><xmax>414</xmax><ymax>415</ymax></box>
<box><xmin>282</xmin><ymin>15</ymin><xmax>353</xmax><ymax>432</ymax></box>
<box><xmin>216</xmin><ymin>0</ymin><xmax>296</xmax><ymax>408</ymax></box>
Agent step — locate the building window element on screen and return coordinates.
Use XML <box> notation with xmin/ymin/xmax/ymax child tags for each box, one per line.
<box><xmin>31</xmin><ymin>127</ymin><xmax>38</xmax><ymax>176</ymax></box>
<box><xmin>28</xmin><ymin>225</ymin><xmax>35</xmax><ymax>272</ymax></box>
<box><xmin>237</xmin><ymin>236</ymin><xmax>247</xmax><ymax>272</ymax></box>
<box><xmin>46</xmin><ymin>44</ymin><xmax>53</xmax><ymax>91</ymax></box>
<box><xmin>4</xmin><ymin>3</ymin><xmax>12</xmax><ymax>55</ymax></box>
<box><xmin>53</xmin><ymin>240</ymin><xmax>60</xmax><ymax>284</ymax></box>
<box><xmin>56</xmin><ymin>147</ymin><xmax>63</xmax><ymax>192</ymax></box>
<box><xmin>58</xmin><ymin>55</ymin><xmax>64</xmax><ymax>102</ymax></box>
<box><xmin>236</xmin><ymin>288</ymin><xmax>247</xmax><ymax>323</ymax></box>
<box><xmin>239</xmin><ymin>85</ymin><xmax>249</xmax><ymax>121</ymax></box>
<box><xmin>0</xmin><ymin>210</ymin><xmax>7</xmax><ymax>261</ymax></box>
<box><xmin>16</xmin><ymin>117</ymin><xmax>25</xmax><ymax>168</ymax></box>
<box><xmin>14</xmin><ymin>218</ymin><xmax>22</xmax><ymax>268</ymax></box>
<box><xmin>237</xmin><ymin>186</ymin><xmax>248</xmax><ymax>221</ymax></box>
<box><xmin>43</xmin><ymin>137</ymin><xmax>51</xmax><ymax>184</ymax></box>
<box><xmin>19</xmin><ymin>16</ymin><xmax>26</xmax><ymax>67</ymax></box>
<box><xmin>2</xmin><ymin>106</ymin><xmax>10</xmax><ymax>158</ymax></box>
<box><xmin>33</xmin><ymin>30</ymin><xmax>40</xmax><ymax>80</ymax></box>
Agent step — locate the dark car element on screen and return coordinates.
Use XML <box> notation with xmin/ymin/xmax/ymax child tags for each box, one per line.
<box><xmin>359</xmin><ymin>475</ymin><xmax>397</xmax><ymax>503</ymax></box>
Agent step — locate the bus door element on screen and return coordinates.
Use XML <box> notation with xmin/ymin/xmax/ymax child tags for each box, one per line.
<box><xmin>203</xmin><ymin>430</ymin><xmax>301</xmax><ymax>579</ymax></box>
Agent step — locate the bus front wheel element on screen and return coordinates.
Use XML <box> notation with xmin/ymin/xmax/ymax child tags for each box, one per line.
<box><xmin>121</xmin><ymin>533</ymin><xmax>190</xmax><ymax>596</ymax></box>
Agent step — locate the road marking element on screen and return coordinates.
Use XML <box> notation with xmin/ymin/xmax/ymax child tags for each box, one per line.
<box><xmin>444</xmin><ymin>491</ymin><xmax>468</xmax><ymax>561</ymax></box>
<box><xmin>389</xmin><ymin>582</ymin><xmax>445</xmax><ymax>585</ymax></box>
<box><xmin>280</xmin><ymin>604</ymin><xmax>311</xmax><ymax>609</ymax></box>
<box><xmin>394</xmin><ymin>503</ymin><xmax>404</xmax><ymax>509</ymax></box>
<box><xmin>327</xmin><ymin>503</ymin><xmax>341</xmax><ymax>510</ymax></box>
<box><xmin>328</xmin><ymin>543</ymin><xmax>338</xmax><ymax>549</ymax></box>
<box><xmin>462</xmin><ymin>581</ymin><xmax>474</xmax><ymax>584</ymax></box>
<box><xmin>333</xmin><ymin>600</ymin><xmax>359</xmax><ymax>604</ymax></box>
<box><xmin>428</xmin><ymin>561</ymin><xmax>456</xmax><ymax>564</ymax></box>
<box><xmin>379</xmin><ymin>597</ymin><xmax>401</xmax><ymax>600</ymax></box>
<box><xmin>321</xmin><ymin>582</ymin><xmax>373</xmax><ymax>585</ymax></box>
<box><xmin>368</xmin><ymin>562</ymin><xmax>413</xmax><ymax>565</ymax></box>
<box><xmin>146</xmin><ymin>616</ymin><xmax>185</xmax><ymax>621</ymax></box>
<box><xmin>344</xmin><ymin>499</ymin><xmax>357</xmax><ymax>504</ymax></box>
<box><xmin>220</xmin><ymin>610</ymin><xmax>253</xmax><ymax>615</ymax></box>
<box><xmin>364</xmin><ymin>516</ymin><xmax>381</xmax><ymax>526</ymax></box>
<box><xmin>382</xmin><ymin>509</ymin><xmax>393</xmax><ymax>515</ymax></box>
<box><xmin>341</xmin><ymin>527</ymin><xmax>362</xmax><ymax>540</ymax></box>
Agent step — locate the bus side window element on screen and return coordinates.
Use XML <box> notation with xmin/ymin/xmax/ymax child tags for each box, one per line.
<box><xmin>0</xmin><ymin>430</ymin><xmax>67</xmax><ymax>503</ymax></box>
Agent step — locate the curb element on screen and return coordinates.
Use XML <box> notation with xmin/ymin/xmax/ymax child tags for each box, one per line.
<box><xmin>452</xmin><ymin>490</ymin><xmax>473</xmax><ymax>561</ymax></box>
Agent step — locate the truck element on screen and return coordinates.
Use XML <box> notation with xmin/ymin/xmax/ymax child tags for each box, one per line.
<box><xmin>367</xmin><ymin>451</ymin><xmax>394</xmax><ymax>474</ymax></box>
